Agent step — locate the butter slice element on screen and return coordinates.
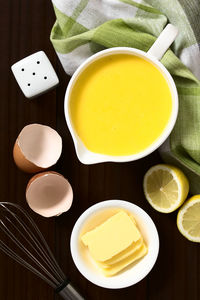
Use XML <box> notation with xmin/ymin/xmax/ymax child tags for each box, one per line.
<box><xmin>99</xmin><ymin>238</ymin><xmax>143</xmax><ymax>267</ymax></box>
<box><xmin>128</xmin><ymin>213</ymin><xmax>136</xmax><ymax>225</ymax></box>
<box><xmin>102</xmin><ymin>243</ymin><xmax>148</xmax><ymax>277</ymax></box>
<box><xmin>81</xmin><ymin>211</ymin><xmax>141</xmax><ymax>262</ymax></box>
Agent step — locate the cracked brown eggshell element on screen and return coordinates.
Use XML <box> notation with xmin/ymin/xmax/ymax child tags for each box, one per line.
<box><xmin>13</xmin><ymin>124</ymin><xmax>62</xmax><ymax>173</ymax></box>
<box><xmin>26</xmin><ymin>171</ymin><xmax>73</xmax><ymax>217</ymax></box>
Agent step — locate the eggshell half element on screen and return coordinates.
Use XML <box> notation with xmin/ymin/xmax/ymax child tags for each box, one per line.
<box><xmin>26</xmin><ymin>171</ymin><xmax>73</xmax><ymax>217</ymax></box>
<box><xmin>13</xmin><ymin>124</ymin><xmax>62</xmax><ymax>173</ymax></box>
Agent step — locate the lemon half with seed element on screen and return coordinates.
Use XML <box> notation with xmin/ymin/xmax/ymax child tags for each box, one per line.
<box><xmin>143</xmin><ymin>164</ymin><xmax>189</xmax><ymax>213</ymax></box>
<box><xmin>177</xmin><ymin>196</ymin><xmax>200</xmax><ymax>242</ymax></box>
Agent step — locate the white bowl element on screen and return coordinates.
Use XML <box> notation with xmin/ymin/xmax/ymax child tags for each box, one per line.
<box><xmin>70</xmin><ymin>200</ymin><xmax>159</xmax><ymax>289</ymax></box>
<box><xmin>64</xmin><ymin>47</ymin><xmax>178</xmax><ymax>165</ymax></box>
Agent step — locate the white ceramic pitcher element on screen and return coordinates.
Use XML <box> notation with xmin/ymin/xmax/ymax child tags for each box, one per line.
<box><xmin>64</xmin><ymin>24</ymin><xmax>178</xmax><ymax>164</ymax></box>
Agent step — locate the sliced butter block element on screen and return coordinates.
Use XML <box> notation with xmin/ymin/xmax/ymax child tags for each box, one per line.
<box><xmin>98</xmin><ymin>238</ymin><xmax>143</xmax><ymax>268</ymax></box>
<box><xmin>97</xmin><ymin>212</ymin><xmax>141</xmax><ymax>267</ymax></box>
<box><xmin>102</xmin><ymin>243</ymin><xmax>148</xmax><ymax>277</ymax></box>
<box><xmin>81</xmin><ymin>211</ymin><xmax>141</xmax><ymax>262</ymax></box>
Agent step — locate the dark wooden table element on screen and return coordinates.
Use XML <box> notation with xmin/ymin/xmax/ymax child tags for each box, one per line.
<box><xmin>0</xmin><ymin>1</ymin><xmax>199</xmax><ymax>299</ymax></box>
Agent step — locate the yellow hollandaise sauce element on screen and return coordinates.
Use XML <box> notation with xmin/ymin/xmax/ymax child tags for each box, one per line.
<box><xmin>69</xmin><ymin>54</ymin><xmax>172</xmax><ymax>156</ymax></box>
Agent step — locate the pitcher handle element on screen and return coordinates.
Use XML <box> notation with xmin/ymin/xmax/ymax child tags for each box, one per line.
<box><xmin>147</xmin><ymin>24</ymin><xmax>178</xmax><ymax>61</ymax></box>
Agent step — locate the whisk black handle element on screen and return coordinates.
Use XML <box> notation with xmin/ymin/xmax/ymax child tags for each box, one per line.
<box><xmin>58</xmin><ymin>282</ymin><xmax>85</xmax><ymax>300</ymax></box>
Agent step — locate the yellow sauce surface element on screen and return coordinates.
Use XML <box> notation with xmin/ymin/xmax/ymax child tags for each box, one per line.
<box><xmin>70</xmin><ymin>54</ymin><xmax>172</xmax><ymax>156</ymax></box>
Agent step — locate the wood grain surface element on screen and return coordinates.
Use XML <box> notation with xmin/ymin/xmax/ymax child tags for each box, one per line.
<box><xmin>0</xmin><ymin>1</ymin><xmax>199</xmax><ymax>299</ymax></box>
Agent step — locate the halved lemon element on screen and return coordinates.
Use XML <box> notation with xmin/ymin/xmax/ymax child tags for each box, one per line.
<box><xmin>143</xmin><ymin>164</ymin><xmax>189</xmax><ymax>213</ymax></box>
<box><xmin>177</xmin><ymin>196</ymin><xmax>200</xmax><ymax>242</ymax></box>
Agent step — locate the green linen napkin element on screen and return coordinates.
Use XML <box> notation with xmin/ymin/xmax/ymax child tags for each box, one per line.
<box><xmin>51</xmin><ymin>0</ymin><xmax>200</xmax><ymax>194</ymax></box>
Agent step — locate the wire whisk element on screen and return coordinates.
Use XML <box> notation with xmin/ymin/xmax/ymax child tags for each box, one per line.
<box><xmin>0</xmin><ymin>202</ymin><xmax>84</xmax><ymax>300</ymax></box>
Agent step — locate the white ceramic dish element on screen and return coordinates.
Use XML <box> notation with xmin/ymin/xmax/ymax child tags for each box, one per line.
<box><xmin>64</xmin><ymin>24</ymin><xmax>178</xmax><ymax>164</ymax></box>
<box><xmin>70</xmin><ymin>200</ymin><xmax>159</xmax><ymax>289</ymax></box>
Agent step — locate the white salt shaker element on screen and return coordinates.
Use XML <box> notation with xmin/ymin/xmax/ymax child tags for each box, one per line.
<box><xmin>11</xmin><ymin>51</ymin><xmax>59</xmax><ymax>98</ymax></box>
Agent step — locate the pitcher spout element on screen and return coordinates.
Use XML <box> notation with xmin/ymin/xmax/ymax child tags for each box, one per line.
<box><xmin>74</xmin><ymin>138</ymin><xmax>109</xmax><ymax>165</ymax></box>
